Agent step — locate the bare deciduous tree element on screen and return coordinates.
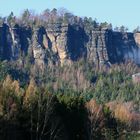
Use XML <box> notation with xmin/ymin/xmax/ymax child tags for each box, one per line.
<box><xmin>86</xmin><ymin>100</ymin><xmax>105</xmax><ymax>140</ymax></box>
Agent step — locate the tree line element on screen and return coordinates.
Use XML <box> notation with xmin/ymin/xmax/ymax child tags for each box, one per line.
<box><xmin>1</xmin><ymin>8</ymin><xmax>138</xmax><ymax>32</ymax></box>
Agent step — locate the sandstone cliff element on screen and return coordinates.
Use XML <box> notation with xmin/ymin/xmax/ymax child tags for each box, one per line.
<box><xmin>0</xmin><ymin>23</ymin><xmax>140</xmax><ymax>70</ymax></box>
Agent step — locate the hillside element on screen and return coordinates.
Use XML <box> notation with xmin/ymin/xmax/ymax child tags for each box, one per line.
<box><xmin>0</xmin><ymin>9</ymin><xmax>140</xmax><ymax>140</ymax></box>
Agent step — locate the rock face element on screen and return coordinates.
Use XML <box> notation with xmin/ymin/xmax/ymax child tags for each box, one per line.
<box><xmin>111</xmin><ymin>31</ymin><xmax>140</xmax><ymax>64</ymax></box>
<box><xmin>87</xmin><ymin>29</ymin><xmax>110</xmax><ymax>67</ymax></box>
<box><xmin>32</xmin><ymin>27</ymin><xmax>46</xmax><ymax>70</ymax></box>
<box><xmin>134</xmin><ymin>33</ymin><xmax>140</xmax><ymax>46</ymax></box>
<box><xmin>46</xmin><ymin>23</ymin><xmax>70</xmax><ymax>65</ymax></box>
<box><xmin>0</xmin><ymin>23</ymin><xmax>140</xmax><ymax>70</ymax></box>
<box><xmin>0</xmin><ymin>24</ymin><xmax>31</xmax><ymax>60</ymax></box>
<box><xmin>0</xmin><ymin>24</ymin><xmax>13</xmax><ymax>60</ymax></box>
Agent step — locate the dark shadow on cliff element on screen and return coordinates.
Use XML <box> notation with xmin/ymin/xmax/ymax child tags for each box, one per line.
<box><xmin>19</xmin><ymin>26</ymin><xmax>32</xmax><ymax>56</ymax></box>
<box><xmin>0</xmin><ymin>24</ymin><xmax>12</xmax><ymax>60</ymax></box>
<box><xmin>67</xmin><ymin>25</ymin><xmax>89</xmax><ymax>61</ymax></box>
<box><xmin>107</xmin><ymin>30</ymin><xmax>139</xmax><ymax>64</ymax></box>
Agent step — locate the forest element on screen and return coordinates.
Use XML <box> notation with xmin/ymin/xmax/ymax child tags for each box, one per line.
<box><xmin>0</xmin><ymin>60</ymin><xmax>139</xmax><ymax>140</ymax></box>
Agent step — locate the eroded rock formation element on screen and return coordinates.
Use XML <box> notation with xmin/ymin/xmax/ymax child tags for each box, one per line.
<box><xmin>87</xmin><ymin>29</ymin><xmax>110</xmax><ymax>67</ymax></box>
<box><xmin>0</xmin><ymin>23</ymin><xmax>140</xmax><ymax>71</ymax></box>
<box><xmin>46</xmin><ymin>23</ymin><xmax>71</xmax><ymax>65</ymax></box>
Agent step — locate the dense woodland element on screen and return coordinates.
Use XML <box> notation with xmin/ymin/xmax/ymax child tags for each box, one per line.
<box><xmin>0</xmin><ymin>60</ymin><xmax>140</xmax><ymax>140</ymax></box>
<box><xmin>0</xmin><ymin>9</ymin><xmax>140</xmax><ymax>140</ymax></box>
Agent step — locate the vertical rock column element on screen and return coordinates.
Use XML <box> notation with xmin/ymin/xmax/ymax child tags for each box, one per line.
<box><xmin>97</xmin><ymin>30</ymin><xmax>109</xmax><ymax>64</ymax></box>
<box><xmin>32</xmin><ymin>28</ymin><xmax>46</xmax><ymax>71</ymax></box>
<box><xmin>134</xmin><ymin>33</ymin><xmax>140</xmax><ymax>64</ymax></box>
<box><xmin>0</xmin><ymin>24</ymin><xmax>22</xmax><ymax>60</ymax></box>
<box><xmin>134</xmin><ymin>33</ymin><xmax>140</xmax><ymax>47</ymax></box>
<box><xmin>0</xmin><ymin>26</ymin><xmax>3</xmax><ymax>58</ymax></box>
<box><xmin>89</xmin><ymin>29</ymin><xmax>109</xmax><ymax>67</ymax></box>
<box><xmin>46</xmin><ymin>23</ymin><xmax>70</xmax><ymax>65</ymax></box>
<box><xmin>9</xmin><ymin>26</ymin><xmax>21</xmax><ymax>60</ymax></box>
<box><xmin>0</xmin><ymin>24</ymin><xmax>13</xmax><ymax>60</ymax></box>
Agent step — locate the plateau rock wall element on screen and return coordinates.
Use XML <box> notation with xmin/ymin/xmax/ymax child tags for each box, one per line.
<box><xmin>0</xmin><ymin>23</ymin><xmax>140</xmax><ymax>70</ymax></box>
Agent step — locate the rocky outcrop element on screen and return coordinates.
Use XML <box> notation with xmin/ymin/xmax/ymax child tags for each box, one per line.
<box><xmin>134</xmin><ymin>33</ymin><xmax>140</xmax><ymax>47</ymax></box>
<box><xmin>9</xmin><ymin>26</ymin><xmax>21</xmax><ymax>60</ymax></box>
<box><xmin>0</xmin><ymin>24</ymin><xmax>31</xmax><ymax>61</ymax></box>
<box><xmin>87</xmin><ymin>29</ymin><xmax>110</xmax><ymax>67</ymax></box>
<box><xmin>111</xmin><ymin>31</ymin><xmax>140</xmax><ymax>64</ymax></box>
<box><xmin>0</xmin><ymin>23</ymin><xmax>140</xmax><ymax>70</ymax></box>
<box><xmin>46</xmin><ymin>23</ymin><xmax>71</xmax><ymax>65</ymax></box>
<box><xmin>0</xmin><ymin>24</ymin><xmax>13</xmax><ymax>60</ymax></box>
<box><xmin>32</xmin><ymin>28</ymin><xmax>46</xmax><ymax>70</ymax></box>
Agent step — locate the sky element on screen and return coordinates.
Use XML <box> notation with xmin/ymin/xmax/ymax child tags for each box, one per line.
<box><xmin>0</xmin><ymin>0</ymin><xmax>139</xmax><ymax>31</ymax></box>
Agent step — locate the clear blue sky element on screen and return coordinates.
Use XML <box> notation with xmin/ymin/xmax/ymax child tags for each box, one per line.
<box><xmin>0</xmin><ymin>0</ymin><xmax>139</xmax><ymax>31</ymax></box>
